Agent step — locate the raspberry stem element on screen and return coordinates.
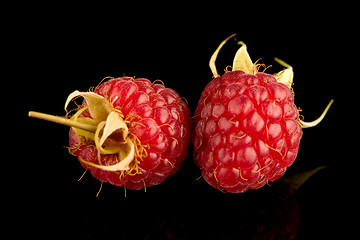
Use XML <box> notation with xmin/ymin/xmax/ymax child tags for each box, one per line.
<box><xmin>29</xmin><ymin>110</ymin><xmax>136</xmax><ymax>171</ymax></box>
<box><xmin>28</xmin><ymin>111</ymin><xmax>97</xmax><ymax>133</ymax></box>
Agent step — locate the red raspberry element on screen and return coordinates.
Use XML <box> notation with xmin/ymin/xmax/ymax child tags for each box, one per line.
<box><xmin>29</xmin><ymin>77</ymin><xmax>191</xmax><ymax>191</ymax></box>
<box><xmin>193</xmin><ymin>35</ymin><xmax>333</xmax><ymax>193</ymax></box>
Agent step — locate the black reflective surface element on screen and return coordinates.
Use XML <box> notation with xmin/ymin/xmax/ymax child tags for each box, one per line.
<box><xmin>12</xmin><ymin>4</ymin><xmax>354</xmax><ymax>239</ymax></box>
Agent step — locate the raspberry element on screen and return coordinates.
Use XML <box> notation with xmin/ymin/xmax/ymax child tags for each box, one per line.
<box><xmin>193</xmin><ymin>34</ymin><xmax>333</xmax><ymax>193</ymax></box>
<box><xmin>29</xmin><ymin>77</ymin><xmax>191</xmax><ymax>191</ymax></box>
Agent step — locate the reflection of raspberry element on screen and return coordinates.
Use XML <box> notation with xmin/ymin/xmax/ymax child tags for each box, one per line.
<box><xmin>193</xmin><ymin>35</ymin><xmax>332</xmax><ymax>193</ymax></box>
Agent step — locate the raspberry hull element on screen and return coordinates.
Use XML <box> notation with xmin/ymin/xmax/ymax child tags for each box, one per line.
<box><xmin>193</xmin><ymin>71</ymin><xmax>302</xmax><ymax>193</ymax></box>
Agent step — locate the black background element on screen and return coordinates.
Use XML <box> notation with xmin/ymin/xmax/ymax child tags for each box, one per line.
<box><xmin>9</xmin><ymin>3</ymin><xmax>356</xmax><ymax>239</ymax></box>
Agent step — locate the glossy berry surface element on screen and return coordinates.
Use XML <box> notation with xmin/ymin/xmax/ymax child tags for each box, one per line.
<box><xmin>69</xmin><ymin>77</ymin><xmax>191</xmax><ymax>190</ymax></box>
<box><xmin>193</xmin><ymin>71</ymin><xmax>302</xmax><ymax>193</ymax></box>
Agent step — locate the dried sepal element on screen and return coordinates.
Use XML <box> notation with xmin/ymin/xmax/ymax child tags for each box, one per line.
<box><xmin>94</xmin><ymin>112</ymin><xmax>130</xmax><ymax>155</ymax></box>
<box><xmin>274</xmin><ymin>57</ymin><xmax>294</xmax><ymax>88</ymax></box>
<box><xmin>300</xmin><ymin>99</ymin><xmax>334</xmax><ymax>128</ymax></box>
<box><xmin>100</xmin><ymin>111</ymin><xmax>129</xmax><ymax>146</ymax></box>
<box><xmin>79</xmin><ymin>138</ymin><xmax>135</xmax><ymax>171</ymax></box>
<box><xmin>68</xmin><ymin>105</ymin><xmax>97</xmax><ymax>141</ymax></box>
<box><xmin>232</xmin><ymin>42</ymin><xmax>253</xmax><ymax>74</ymax></box>
<box><xmin>65</xmin><ymin>90</ymin><xmax>113</xmax><ymax>121</ymax></box>
<box><xmin>209</xmin><ymin>33</ymin><xmax>237</xmax><ymax>78</ymax></box>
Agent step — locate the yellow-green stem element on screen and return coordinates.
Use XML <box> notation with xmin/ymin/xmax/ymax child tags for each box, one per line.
<box><xmin>28</xmin><ymin>111</ymin><xmax>97</xmax><ymax>133</ymax></box>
